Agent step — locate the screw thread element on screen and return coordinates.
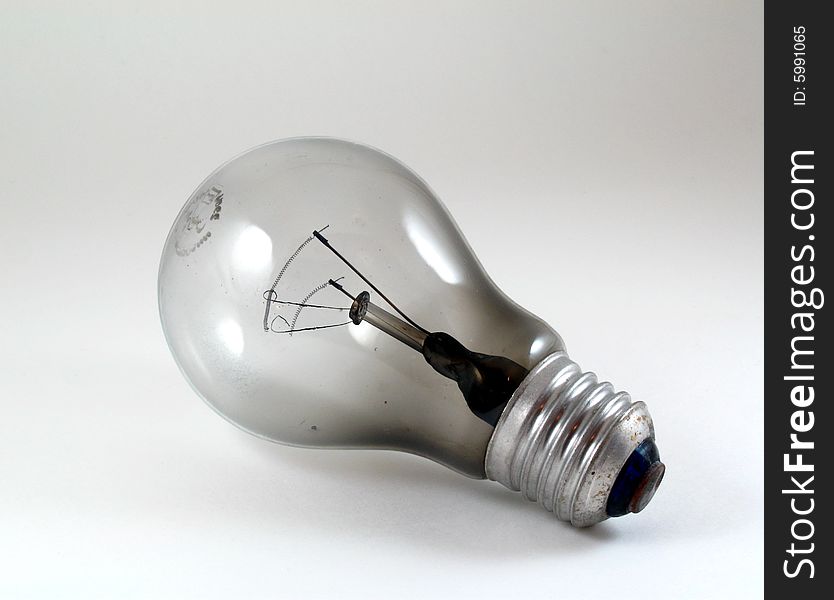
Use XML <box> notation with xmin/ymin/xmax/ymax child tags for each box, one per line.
<box><xmin>485</xmin><ymin>352</ymin><xmax>655</xmax><ymax>527</ymax></box>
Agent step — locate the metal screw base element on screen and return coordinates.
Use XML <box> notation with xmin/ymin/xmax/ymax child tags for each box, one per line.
<box><xmin>485</xmin><ymin>352</ymin><xmax>658</xmax><ymax>527</ymax></box>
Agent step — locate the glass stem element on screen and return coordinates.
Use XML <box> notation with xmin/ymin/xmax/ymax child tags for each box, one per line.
<box><xmin>363</xmin><ymin>302</ymin><xmax>428</xmax><ymax>351</ymax></box>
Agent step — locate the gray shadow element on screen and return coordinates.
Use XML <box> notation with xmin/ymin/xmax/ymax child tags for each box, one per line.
<box><xmin>180</xmin><ymin>428</ymin><xmax>627</xmax><ymax>558</ymax></box>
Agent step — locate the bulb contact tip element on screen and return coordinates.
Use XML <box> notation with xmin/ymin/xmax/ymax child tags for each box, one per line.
<box><xmin>605</xmin><ymin>437</ymin><xmax>665</xmax><ymax>518</ymax></box>
<box><xmin>630</xmin><ymin>461</ymin><xmax>665</xmax><ymax>514</ymax></box>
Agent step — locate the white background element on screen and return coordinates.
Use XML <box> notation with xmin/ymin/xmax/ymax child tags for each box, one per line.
<box><xmin>1</xmin><ymin>1</ymin><xmax>762</xmax><ymax>598</ymax></box>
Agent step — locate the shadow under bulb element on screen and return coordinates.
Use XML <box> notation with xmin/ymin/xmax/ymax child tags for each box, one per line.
<box><xmin>158</xmin><ymin>137</ymin><xmax>665</xmax><ymax>527</ymax></box>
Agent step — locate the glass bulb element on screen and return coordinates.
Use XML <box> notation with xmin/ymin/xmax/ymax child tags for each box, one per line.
<box><xmin>158</xmin><ymin>137</ymin><xmax>664</xmax><ymax>526</ymax></box>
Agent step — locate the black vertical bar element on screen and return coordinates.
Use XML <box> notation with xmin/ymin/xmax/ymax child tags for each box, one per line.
<box><xmin>765</xmin><ymin>2</ymin><xmax>830</xmax><ymax>597</ymax></box>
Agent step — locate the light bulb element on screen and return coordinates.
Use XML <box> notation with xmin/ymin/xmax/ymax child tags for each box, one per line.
<box><xmin>158</xmin><ymin>137</ymin><xmax>664</xmax><ymax>527</ymax></box>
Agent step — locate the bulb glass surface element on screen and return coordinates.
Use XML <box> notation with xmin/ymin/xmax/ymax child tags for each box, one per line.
<box><xmin>159</xmin><ymin>138</ymin><xmax>563</xmax><ymax>477</ymax></box>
